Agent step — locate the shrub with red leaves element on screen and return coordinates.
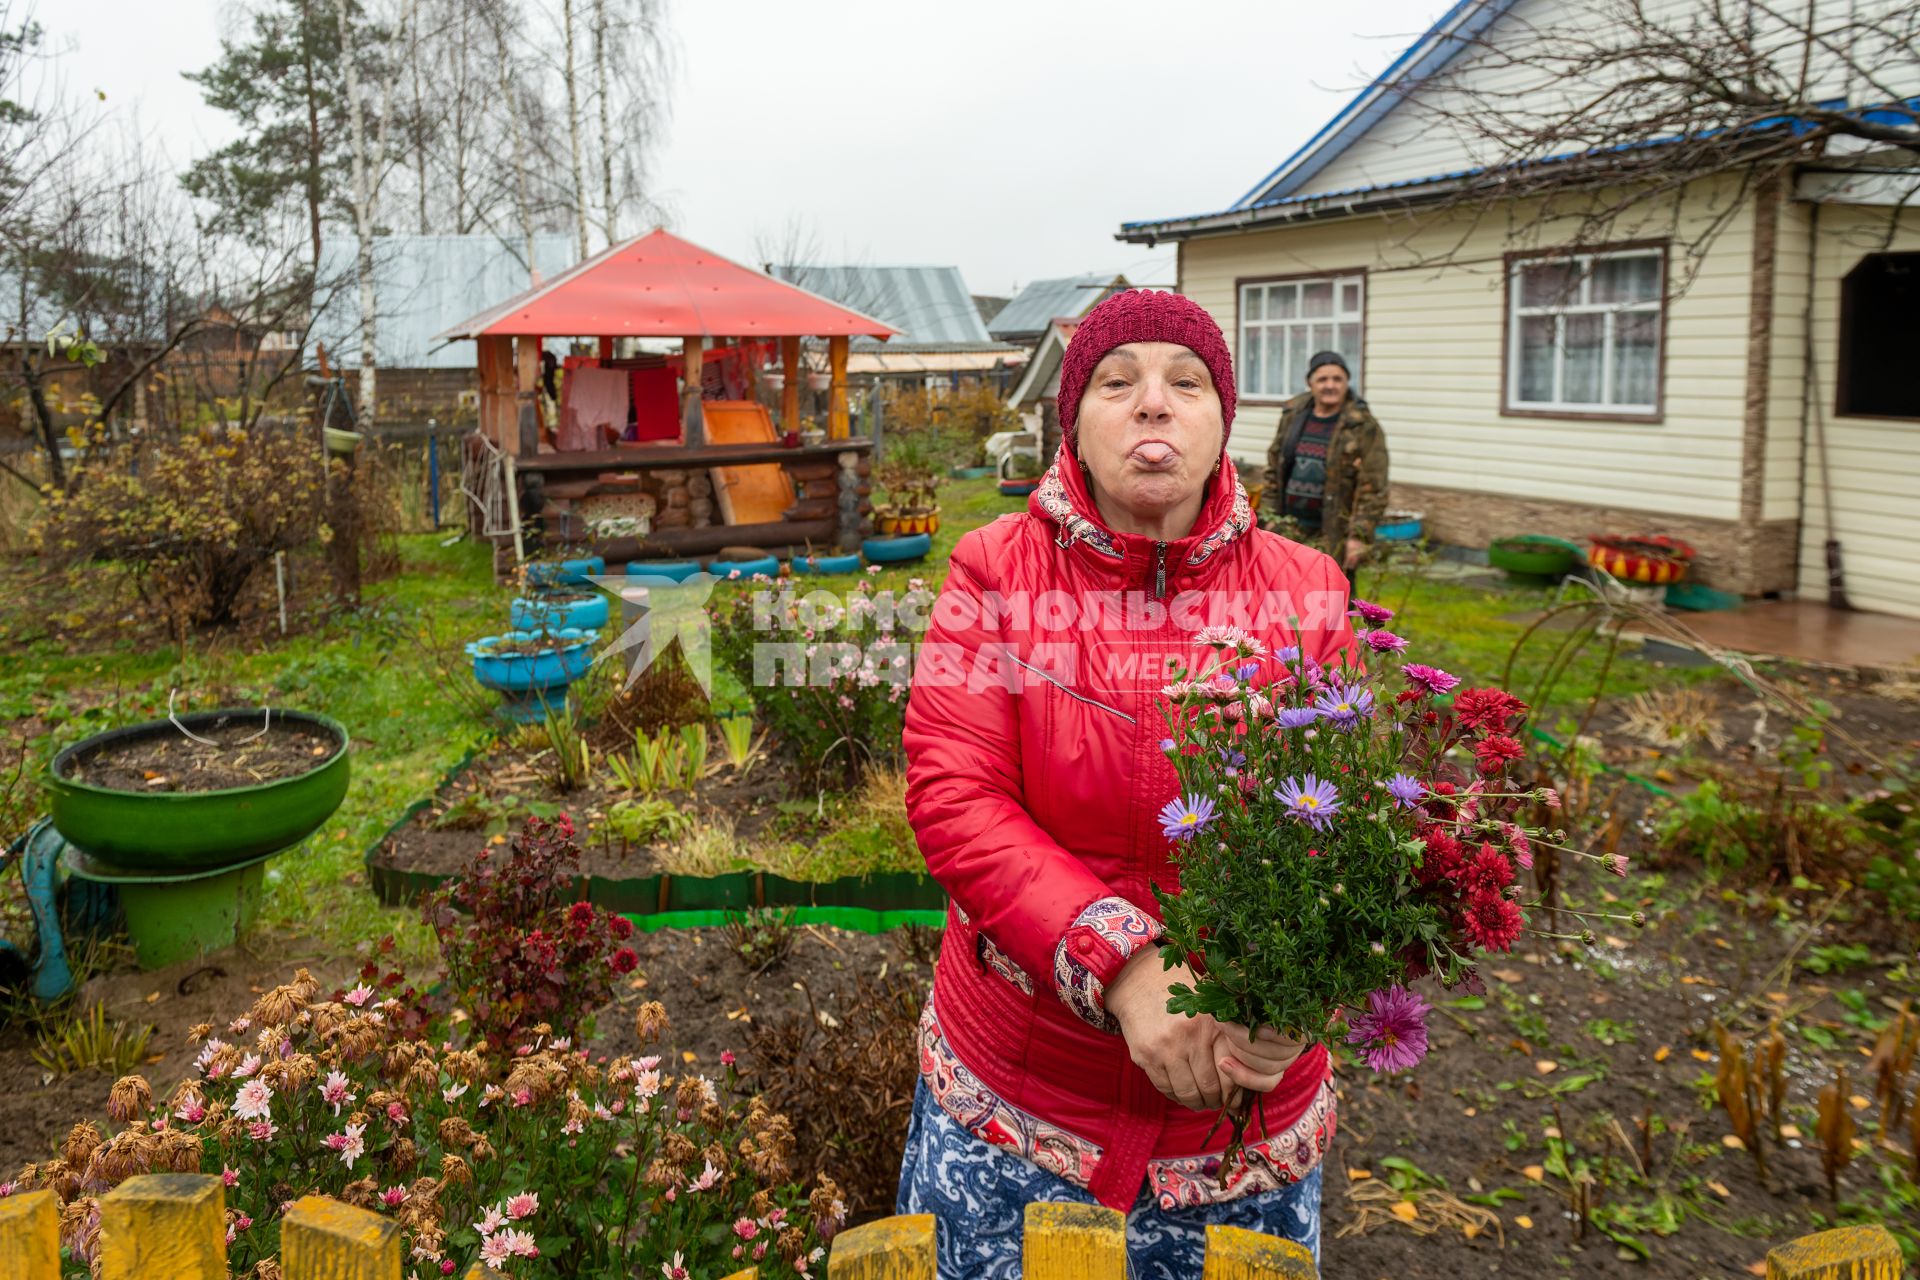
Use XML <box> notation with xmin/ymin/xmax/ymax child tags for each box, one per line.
<box><xmin>424</xmin><ymin>816</ymin><xmax>640</xmax><ymax>1049</ymax></box>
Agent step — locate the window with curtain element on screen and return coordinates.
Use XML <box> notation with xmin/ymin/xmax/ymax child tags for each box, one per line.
<box><xmin>1238</xmin><ymin>274</ymin><xmax>1364</xmax><ymax>398</ymax></box>
<box><xmin>1506</xmin><ymin>248</ymin><xmax>1664</xmax><ymax>416</ymax></box>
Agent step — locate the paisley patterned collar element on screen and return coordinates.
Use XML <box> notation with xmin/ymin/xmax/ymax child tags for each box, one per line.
<box><xmin>1031</xmin><ymin>446</ymin><xmax>1252</xmax><ymax>569</ymax></box>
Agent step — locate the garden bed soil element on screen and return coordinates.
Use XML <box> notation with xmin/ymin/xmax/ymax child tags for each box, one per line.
<box><xmin>0</xmin><ymin>933</ymin><xmax>362</xmax><ymax>1176</ymax></box>
<box><xmin>371</xmin><ymin>746</ymin><xmax>805</xmax><ymax>879</ymax></box>
<box><xmin>64</xmin><ymin>719</ymin><xmax>339</xmax><ymax>794</ymax></box>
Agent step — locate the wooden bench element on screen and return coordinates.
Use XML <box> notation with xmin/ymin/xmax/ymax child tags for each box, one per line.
<box><xmin>0</xmin><ymin>1173</ymin><xmax>1904</xmax><ymax>1278</ymax></box>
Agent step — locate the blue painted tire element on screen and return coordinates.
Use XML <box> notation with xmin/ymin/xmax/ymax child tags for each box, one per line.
<box><xmin>1374</xmin><ymin>519</ymin><xmax>1423</xmax><ymax>543</ymax></box>
<box><xmin>465</xmin><ymin>629</ymin><xmax>599</xmax><ymax>695</ymax></box>
<box><xmin>510</xmin><ymin>593</ymin><xmax>610</xmax><ymax>632</ymax></box>
<box><xmin>862</xmin><ymin>533</ymin><xmax>932</xmax><ymax>564</ymax></box>
<box><xmin>526</xmin><ymin>556</ymin><xmax>605</xmax><ymax>587</ymax></box>
<box><xmin>709</xmin><ymin>555</ymin><xmax>781</xmax><ymax>580</ymax></box>
<box><xmin>998</xmin><ymin>479</ymin><xmax>1039</xmax><ymax>497</ymax></box>
<box><xmin>624</xmin><ymin>560</ymin><xmax>704</xmax><ymax>583</ymax></box>
<box><xmin>792</xmin><ymin>553</ymin><xmax>863</xmax><ymax>575</ymax></box>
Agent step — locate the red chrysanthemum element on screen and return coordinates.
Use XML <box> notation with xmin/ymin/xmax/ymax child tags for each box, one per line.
<box><xmin>610</xmin><ymin>947</ymin><xmax>639</xmax><ymax>974</ymax></box>
<box><xmin>1473</xmin><ymin>734</ymin><xmax>1526</xmax><ymax>774</ymax></box>
<box><xmin>1416</xmin><ymin>829</ymin><xmax>1467</xmax><ymax>887</ymax></box>
<box><xmin>1464</xmin><ymin>845</ymin><xmax>1514</xmax><ymax>896</ymax></box>
<box><xmin>1461</xmin><ymin>891</ymin><xmax>1524</xmax><ymax>952</ymax></box>
<box><xmin>1453</xmin><ymin>688</ymin><xmax>1529</xmax><ymax>733</ymax></box>
<box><xmin>1425</xmin><ymin>781</ymin><xmax>1459</xmax><ymax>821</ymax></box>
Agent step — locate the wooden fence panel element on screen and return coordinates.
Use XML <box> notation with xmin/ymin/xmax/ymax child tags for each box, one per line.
<box><xmin>4</xmin><ymin>1176</ymin><xmax>1905</xmax><ymax>1280</ymax></box>
<box><xmin>1023</xmin><ymin>1202</ymin><xmax>1128</xmax><ymax>1279</ymax></box>
<box><xmin>99</xmin><ymin>1173</ymin><xmax>226</xmax><ymax>1280</ymax></box>
<box><xmin>828</xmin><ymin>1213</ymin><xmax>937</xmax><ymax>1279</ymax></box>
<box><xmin>283</xmin><ymin>1195</ymin><xmax>402</xmax><ymax>1279</ymax></box>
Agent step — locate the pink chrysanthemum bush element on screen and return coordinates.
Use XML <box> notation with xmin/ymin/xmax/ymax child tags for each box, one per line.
<box><xmin>7</xmin><ymin>826</ymin><xmax>846</xmax><ymax>1280</ymax></box>
<box><xmin>1154</xmin><ymin>604</ymin><xmax>1634</xmax><ymax>1107</ymax></box>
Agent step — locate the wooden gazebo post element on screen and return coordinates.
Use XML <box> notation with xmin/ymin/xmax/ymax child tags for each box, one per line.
<box><xmin>681</xmin><ymin>335</ymin><xmax>706</xmax><ymax>447</ymax></box>
<box><xmin>828</xmin><ymin>335</ymin><xmax>850</xmax><ymax>439</ymax></box>
<box><xmin>781</xmin><ymin>336</ymin><xmax>801</xmax><ymax>432</ymax></box>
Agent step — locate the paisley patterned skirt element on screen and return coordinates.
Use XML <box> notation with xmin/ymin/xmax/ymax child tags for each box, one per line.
<box><xmin>895</xmin><ymin>1081</ymin><xmax>1322</xmax><ymax>1279</ymax></box>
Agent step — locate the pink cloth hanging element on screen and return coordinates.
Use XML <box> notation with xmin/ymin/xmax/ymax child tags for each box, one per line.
<box><xmin>559</xmin><ymin>364</ymin><xmax>628</xmax><ymax>451</ymax></box>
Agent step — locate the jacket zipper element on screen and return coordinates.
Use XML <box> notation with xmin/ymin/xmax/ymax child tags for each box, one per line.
<box><xmin>1152</xmin><ymin>541</ymin><xmax>1167</xmax><ymax>599</ymax></box>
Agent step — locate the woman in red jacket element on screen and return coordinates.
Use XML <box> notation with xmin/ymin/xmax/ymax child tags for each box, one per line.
<box><xmin>900</xmin><ymin>290</ymin><xmax>1356</xmax><ymax>1277</ymax></box>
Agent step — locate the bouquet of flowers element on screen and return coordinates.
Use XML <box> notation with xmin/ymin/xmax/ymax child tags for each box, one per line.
<box><xmin>1151</xmin><ymin>600</ymin><xmax>1634</xmax><ymax>1162</ymax></box>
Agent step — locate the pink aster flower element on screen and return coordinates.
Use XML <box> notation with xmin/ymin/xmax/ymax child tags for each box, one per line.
<box><xmin>1400</xmin><ymin>663</ymin><xmax>1461</xmax><ymax>697</ymax></box>
<box><xmin>720</xmin><ymin>1049</ymin><xmax>736</xmax><ymax>1067</ymax></box>
<box><xmin>175</xmin><ymin>1098</ymin><xmax>207</xmax><ymax>1124</ymax></box>
<box><xmin>221</xmin><ymin>1166</ymin><xmax>239</xmax><ymax>1189</ymax></box>
<box><xmin>443</xmin><ymin>1082</ymin><xmax>468</xmax><ymax>1104</ymax></box>
<box><xmin>320</xmin><ymin>1070</ymin><xmax>354</xmax><ymax>1116</ymax></box>
<box><xmin>324</xmin><ymin>1122</ymin><xmax>366</xmax><ymax>1170</ymax></box>
<box><xmin>661</xmin><ymin>1252</ymin><xmax>689</xmax><ymax>1280</ymax></box>
<box><xmin>1192</xmin><ymin>624</ymin><xmax>1264</xmax><ymax>657</ymax></box>
<box><xmin>501</xmin><ymin>1229</ymin><xmax>538</xmax><ymax>1259</ymax></box>
<box><xmin>233</xmin><ymin>1078</ymin><xmax>273</xmax><ymax>1122</ymax></box>
<box><xmin>380</xmin><ymin>1186</ymin><xmax>407</xmax><ymax>1209</ymax></box>
<box><xmin>479</xmin><ymin>1234</ymin><xmax>513</xmax><ymax>1266</ymax></box>
<box><xmin>1350</xmin><ymin>598</ymin><xmax>1394</xmax><ymax>625</ymax></box>
<box><xmin>343</xmin><ymin>983</ymin><xmax>375</xmax><ymax>1007</ymax></box>
<box><xmin>1346</xmin><ymin>985</ymin><xmax>1431</xmax><ymax>1073</ymax></box>
<box><xmin>246</xmin><ymin>1120</ymin><xmax>277</xmax><ymax>1142</ymax></box>
<box><xmin>733</xmin><ymin>1217</ymin><xmax>761</xmax><ymax>1240</ymax></box>
<box><xmin>691</xmin><ymin>1159</ymin><xmax>722</xmax><ymax>1192</ymax></box>
<box><xmin>505</xmin><ymin>1192</ymin><xmax>539</xmax><ymax>1220</ymax></box>
<box><xmin>1359</xmin><ymin>629</ymin><xmax>1408</xmax><ymax>654</ymax></box>
<box><xmin>475</xmin><ymin>1206</ymin><xmax>507</xmax><ymax>1236</ymax></box>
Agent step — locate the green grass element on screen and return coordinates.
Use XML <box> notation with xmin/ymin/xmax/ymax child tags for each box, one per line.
<box><xmin>1</xmin><ymin>535</ymin><xmax>502</xmax><ymax>960</ymax></box>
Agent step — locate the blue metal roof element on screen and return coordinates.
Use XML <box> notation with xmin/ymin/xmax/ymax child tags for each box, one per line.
<box><xmin>769</xmin><ymin>264</ymin><xmax>1004</xmax><ymax>351</ymax></box>
<box><xmin>987</xmin><ymin>274</ymin><xmax>1125</xmax><ymax>339</ymax></box>
<box><xmin>313</xmin><ymin>234</ymin><xmax>580</xmax><ymax>369</ymax></box>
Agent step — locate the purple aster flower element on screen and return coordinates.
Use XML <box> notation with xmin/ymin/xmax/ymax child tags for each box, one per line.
<box><xmin>1346</xmin><ymin>985</ymin><xmax>1431</xmax><ymax>1073</ymax></box>
<box><xmin>1401</xmin><ymin>664</ymin><xmax>1461</xmax><ymax>697</ymax></box>
<box><xmin>1360</xmin><ymin>629</ymin><xmax>1408</xmax><ymax>654</ymax></box>
<box><xmin>1216</xmin><ymin>746</ymin><xmax>1247</xmax><ymax>777</ymax></box>
<box><xmin>1384</xmin><ymin>773</ymin><xmax>1425</xmax><ymax>809</ymax></box>
<box><xmin>1159</xmin><ymin>737</ymin><xmax>1177</xmax><ymax>753</ymax></box>
<box><xmin>1276</xmin><ymin>706</ymin><xmax>1319</xmax><ymax>730</ymax></box>
<box><xmin>1235</xmin><ymin>662</ymin><xmax>1262</xmax><ymax>682</ymax></box>
<box><xmin>1158</xmin><ymin>793</ymin><xmax>1218</xmax><ymax>842</ymax></box>
<box><xmin>1313</xmin><ymin>683</ymin><xmax>1375</xmax><ymax>730</ymax></box>
<box><xmin>1274</xmin><ymin>646</ymin><xmax>1302</xmax><ymax>663</ymax></box>
<box><xmin>1351</xmin><ymin>598</ymin><xmax>1395</xmax><ymax>626</ymax></box>
<box><xmin>1274</xmin><ymin>774</ymin><xmax>1342</xmax><ymax>830</ymax></box>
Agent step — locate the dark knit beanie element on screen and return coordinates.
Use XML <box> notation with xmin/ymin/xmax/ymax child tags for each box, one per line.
<box><xmin>1305</xmin><ymin>350</ymin><xmax>1349</xmax><ymax>381</ymax></box>
<box><xmin>1057</xmin><ymin>289</ymin><xmax>1236</xmax><ymax>453</ymax></box>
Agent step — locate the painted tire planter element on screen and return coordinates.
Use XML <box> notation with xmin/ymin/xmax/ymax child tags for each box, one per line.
<box><xmin>1488</xmin><ymin>535</ymin><xmax>1581</xmax><ymax>578</ymax></box>
<box><xmin>950</xmin><ymin>465</ymin><xmax>995</xmax><ymax>479</ymax></box>
<box><xmin>466</xmin><ymin>629</ymin><xmax>600</xmax><ymax>723</ymax></box>
<box><xmin>625</xmin><ymin>560</ymin><xmax>704</xmax><ymax>583</ymax></box>
<box><xmin>526</xmin><ymin>557</ymin><xmax>605</xmax><ymax>588</ymax></box>
<box><xmin>862</xmin><ymin>533</ymin><xmax>932</xmax><ymax>564</ymax></box>
<box><xmin>1374</xmin><ymin>511</ymin><xmax>1425</xmax><ymax>543</ymax></box>
<box><xmin>510</xmin><ymin>592</ymin><xmax>610</xmax><ymax>632</ymax></box>
<box><xmin>43</xmin><ymin>709</ymin><xmax>351</xmax><ymax>873</ymax></box>
<box><xmin>998</xmin><ymin>479</ymin><xmax>1039</xmax><ymax>497</ymax></box>
<box><xmin>709</xmin><ymin>555</ymin><xmax>781</xmax><ymax>580</ymax></box>
<box><xmin>1587</xmin><ymin>535</ymin><xmax>1696</xmax><ymax>586</ymax></box>
<box><xmin>792</xmin><ymin>553</ymin><xmax>863</xmax><ymax>575</ymax></box>
<box><xmin>876</xmin><ymin>510</ymin><xmax>941</xmax><ymax>535</ymax></box>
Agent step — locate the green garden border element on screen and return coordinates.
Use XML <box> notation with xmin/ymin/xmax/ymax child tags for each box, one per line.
<box><xmin>361</xmin><ymin>745</ymin><xmax>946</xmax><ymax>929</ymax></box>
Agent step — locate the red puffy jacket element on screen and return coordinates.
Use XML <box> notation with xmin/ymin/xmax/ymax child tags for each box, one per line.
<box><xmin>903</xmin><ymin>451</ymin><xmax>1357</xmax><ymax>1211</ymax></box>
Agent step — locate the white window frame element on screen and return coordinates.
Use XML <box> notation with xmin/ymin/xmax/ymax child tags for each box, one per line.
<box><xmin>1237</xmin><ymin>273</ymin><xmax>1365</xmax><ymax>400</ymax></box>
<box><xmin>1505</xmin><ymin>246</ymin><xmax>1665</xmax><ymax>418</ymax></box>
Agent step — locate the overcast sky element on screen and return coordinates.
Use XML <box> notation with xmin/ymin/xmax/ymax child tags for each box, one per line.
<box><xmin>43</xmin><ymin>0</ymin><xmax>1448</xmax><ymax>299</ymax></box>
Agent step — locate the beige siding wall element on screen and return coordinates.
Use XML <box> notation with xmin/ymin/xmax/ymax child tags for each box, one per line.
<box><xmin>1797</xmin><ymin>205</ymin><xmax>1920</xmax><ymax>619</ymax></box>
<box><xmin>1764</xmin><ymin>198</ymin><xmax>1813</xmax><ymax>523</ymax></box>
<box><xmin>1183</xmin><ymin>182</ymin><xmax>1757</xmax><ymax>522</ymax></box>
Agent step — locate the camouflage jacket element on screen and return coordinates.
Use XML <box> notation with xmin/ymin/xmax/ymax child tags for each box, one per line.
<box><xmin>1260</xmin><ymin>392</ymin><xmax>1390</xmax><ymax>558</ymax></box>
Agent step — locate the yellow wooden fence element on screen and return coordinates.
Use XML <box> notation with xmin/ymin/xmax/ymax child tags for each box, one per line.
<box><xmin>0</xmin><ymin>1173</ymin><xmax>1905</xmax><ymax>1279</ymax></box>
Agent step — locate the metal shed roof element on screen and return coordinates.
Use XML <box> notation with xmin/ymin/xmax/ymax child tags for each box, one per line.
<box><xmin>987</xmin><ymin>274</ymin><xmax>1125</xmax><ymax>340</ymax></box>
<box><xmin>769</xmin><ymin>264</ymin><xmax>1003</xmax><ymax>351</ymax></box>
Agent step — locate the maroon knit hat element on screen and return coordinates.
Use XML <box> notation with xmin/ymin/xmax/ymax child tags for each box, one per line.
<box><xmin>1056</xmin><ymin>289</ymin><xmax>1236</xmax><ymax>453</ymax></box>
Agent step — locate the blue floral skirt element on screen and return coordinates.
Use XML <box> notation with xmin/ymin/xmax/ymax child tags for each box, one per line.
<box><xmin>895</xmin><ymin>1081</ymin><xmax>1322</xmax><ymax>1279</ymax></box>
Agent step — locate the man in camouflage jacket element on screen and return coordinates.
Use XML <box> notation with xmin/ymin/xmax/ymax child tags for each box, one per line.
<box><xmin>1260</xmin><ymin>351</ymin><xmax>1390</xmax><ymax>577</ymax></box>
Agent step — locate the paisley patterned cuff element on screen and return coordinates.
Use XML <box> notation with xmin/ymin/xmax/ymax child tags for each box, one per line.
<box><xmin>1053</xmin><ymin>897</ymin><xmax>1162</xmax><ymax>1033</ymax></box>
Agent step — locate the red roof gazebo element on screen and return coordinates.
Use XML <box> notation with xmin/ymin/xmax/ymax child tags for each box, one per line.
<box><xmin>436</xmin><ymin>229</ymin><xmax>899</xmax><ymax>564</ymax></box>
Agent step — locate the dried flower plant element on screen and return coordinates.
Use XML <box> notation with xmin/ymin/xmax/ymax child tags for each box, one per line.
<box><xmin>1816</xmin><ymin>1064</ymin><xmax>1856</xmax><ymax>1200</ymax></box>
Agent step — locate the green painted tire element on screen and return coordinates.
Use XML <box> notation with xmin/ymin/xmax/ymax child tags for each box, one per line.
<box><xmin>44</xmin><ymin>709</ymin><xmax>351</xmax><ymax>872</ymax></box>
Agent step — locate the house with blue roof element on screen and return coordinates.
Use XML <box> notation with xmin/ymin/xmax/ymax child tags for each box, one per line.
<box><xmin>1120</xmin><ymin>0</ymin><xmax>1920</xmax><ymax>619</ymax></box>
<box><xmin>768</xmin><ymin>264</ymin><xmax>1025</xmax><ymax>385</ymax></box>
<box><xmin>987</xmin><ymin>274</ymin><xmax>1130</xmax><ymax>347</ymax></box>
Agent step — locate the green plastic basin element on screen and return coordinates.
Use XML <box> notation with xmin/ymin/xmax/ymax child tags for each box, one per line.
<box><xmin>44</xmin><ymin>709</ymin><xmax>351</xmax><ymax>873</ymax></box>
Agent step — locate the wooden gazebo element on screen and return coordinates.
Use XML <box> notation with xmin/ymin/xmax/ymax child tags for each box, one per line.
<box><xmin>435</xmin><ymin>228</ymin><xmax>898</xmax><ymax>567</ymax></box>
